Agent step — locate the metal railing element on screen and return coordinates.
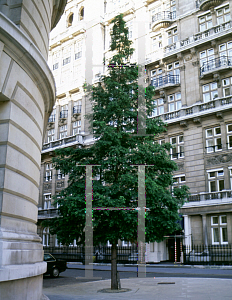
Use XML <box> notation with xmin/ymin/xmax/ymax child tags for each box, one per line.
<box><xmin>38</xmin><ymin>208</ymin><xmax>58</xmax><ymax>218</ymax></box>
<box><xmin>152</xmin><ymin>11</ymin><xmax>176</xmax><ymax>23</ymax></box>
<box><xmin>43</xmin><ymin>245</ymin><xmax>138</xmax><ymax>263</ymax></box>
<box><xmin>183</xmin><ymin>244</ymin><xmax>232</xmax><ymax>265</ymax></box>
<box><xmin>48</xmin><ymin>116</ymin><xmax>55</xmax><ymax>122</ymax></box>
<box><xmin>42</xmin><ymin>134</ymin><xmax>84</xmax><ymax>152</ymax></box>
<box><xmin>200</xmin><ymin>56</ymin><xmax>232</xmax><ymax>76</ymax></box>
<box><xmin>73</xmin><ymin>105</ymin><xmax>81</xmax><ymax>114</ymax></box>
<box><xmin>164</xmin><ymin>21</ymin><xmax>232</xmax><ymax>55</ymax></box>
<box><xmin>60</xmin><ymin>110</ymin><xmax>68</xmax><ymax>118</ymax></box>
<box><xmin>187</xmin><ymin>190</ymin><xmax>232</xmax><ymax>202</ymax></box>
<box><xmin>151</xmin><ymin>74</ymin><xmax>180</xmax><ymax>88</ymax></box>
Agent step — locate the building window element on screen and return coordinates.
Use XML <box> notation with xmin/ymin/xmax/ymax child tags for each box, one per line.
<box><xmin>43</xmin><ymin>228</ymin><xmax>50</xmax><ymax>246</ymax></box>
<box><xmin>72</xmin><ymin>121</ymin><xmax>81</xmax><ymax>135</ymax></box>
<box><xmin>47</xmin><ymin>129</ymin><xmax>55</xmax><ymax>143</ymax></box>
<box><xmin>216</xmin><ymin>5</ymin><xmax>230</xmax><ymax>25</ymax></box>
<box><xmin>67</xmin><ymin>13</ymin><xmax>74</xmax><ymax>27</ymax></box>
<box><xmin>79</xmin><ymin>7</ymin><xmax>84</xmax><ymax>20</ymax></box>
<box><xmin>151</xmin><ymin>34</ymin><xmax>162</xmax><ymax>51</ymax></box>
<box><xmin>198</xmin><ymin>13</ymin><xmax>212</xmax><ymax>32</ymax></box>
<box><xmin>57</xmin><ymin>169</ymin><xmax>65</xmax><ymax>180</ymax></box>
<box><xmin>59</xmin><ymin>125</ymin><xmax>67</xmax><ymax>139</ymax></box>
<box><xmin>53</xmin><ymin>63</ymin><xmax>59</xmax><ymax>70</ymax></box>
<box><xmin>167</xmin><ymin>27</ymin><xmax>178</xmax><ymax>45</ymax></box>
<box><xmin>202</xmin><ymin>82</ymin><xmax>218</xmax><ymax>102</ymax></box>
<box><xmin>45</xmin><ymin>163</ymin><xmax>52</xmax><ymax>181</ymax></box>
<box><xmin>207</xmin><ymin>169</ymin><xmax>224</xmax><ymax>192</ymax></box>
<box><xmin>60</xmin><ymin>105</ymin><xmax>68</xmax><ymax>118</ymax></box>
<box><xmin>151</xmin><ymin>98</ymin><xmax>164</xmax><ymax>117</ymax></box>
<box><xmin>205</xmin><ymin>127</ymin><xmax>222</xmax><ymax>153</ymax></box>
<box><xmin>63</xmin><ymin>57</ymin><xmax>71</xmax><ymax>66</ymax></box>
<box><xmin>222</xmin><ymin>77</ymin><xmax>232</xmax><ymax>97</ymax></box>
<box><xmin>227</xmin><ymin>124</ymin><xmax>232</xmax><ymax>149</ymax></box>
<box><xmin>168</xmin><ymin>93</ymin><xmax>182</xmax><ymax>112</ymax></box>
<box><xmin>170</xmin><ymin>135</ymin><xmax>184</xmax><ymax>159</ymax></box>
<box><xmin>75</xmin><ymin>41</ymin><xmax>82</xmax><ymax>60</ymax></box>
<box><xmin>127</xmin><ymin>20</ymin><xmax>133</xmax><ymax>39</ymax></box>
<box><xmin>173</xmin><ymin>174</ymin><xmax>186</xmax><ymax>192</ymax></box>
<box><xmin>219</xmin><ymin>41</ymin><xmax>232</xmax><ymax>58</ymax></box>
<box><xmin>211</xmin><ymin>215</ymin><xmax>228</xmax><ymax>245</ymax></box>
<box><xmin>200</xmin><ymin>48</ymin><xmax>214</xmax><ymax>69</ymax></box>
<box><xmin>44</xmin><ymin>193</ymin><xmax>51</xmax><ymax>209</ymax></box>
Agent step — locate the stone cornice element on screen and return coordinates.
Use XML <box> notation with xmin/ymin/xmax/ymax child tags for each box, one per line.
<box><xmin>0</xmin><ymin>12</ymin><xmax>55</xmax><ymax>115</ymax></box>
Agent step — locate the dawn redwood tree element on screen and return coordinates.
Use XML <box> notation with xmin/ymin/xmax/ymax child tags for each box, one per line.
<box><xmin>46</xmin><ymin>14</ymin><xmax>188</xmax><ymax>290</ymax></box>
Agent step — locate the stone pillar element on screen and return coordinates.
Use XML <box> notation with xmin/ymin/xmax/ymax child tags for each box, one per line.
<box><xmin>183</xmin><ymin>215</ymin><xmax>192</xmax><ymax>249</ymax></box>
<box><xmin>202</xmin><ymin>214</ymin><xmax>208</xmax><ymax>246</ymax></box>
<box><xmin>0</xmin><ymin>1</ymin><xmax>67</xmax><ymax>299</ymax></box>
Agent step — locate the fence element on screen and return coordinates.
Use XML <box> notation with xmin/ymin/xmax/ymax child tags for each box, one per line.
<box><xmin>183</xmin><ymin>244</ymin><xmax>232</xmax><ymax>265</ymax></box>
<box><xmin>43</xmin><ymin>245</ymin><xmax>138</xmax><ymax>264</ymax></box>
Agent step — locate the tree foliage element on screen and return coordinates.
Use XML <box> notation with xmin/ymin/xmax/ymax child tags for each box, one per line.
<box><xmin>45</xmin><ymin>13</ymin><xmax>188</xmax><ymax>251</ymax></box>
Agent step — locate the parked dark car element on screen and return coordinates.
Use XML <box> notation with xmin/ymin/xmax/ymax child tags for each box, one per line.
<box><xmin>44</xmin><ymin>253</ymin><xmax>67</xmax><ymax>277</ymax></box>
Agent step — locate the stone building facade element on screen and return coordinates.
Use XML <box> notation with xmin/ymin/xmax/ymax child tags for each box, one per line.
<box><xmin>38</xmin><ymin>0</ymin><xmax>232</xmax><ymax>262</ymax></box>
<box><xmin>0</xmin><ymin>1</ymin><xmax>66</xmax><ymax>299</ymax></box>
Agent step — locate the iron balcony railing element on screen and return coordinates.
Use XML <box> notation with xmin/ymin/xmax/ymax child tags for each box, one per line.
<box><xmin>200</xmin><ymin>56</ymin><xmax>232</xmax><ymax>76</ymax></box>
<box><xmin>151</xmin><ymin>74</ymin><xmax>180</xmax><ymax>88</ymax></box>
<box><xmin>60</xmin><ymin>110</ymin><xmax>68</xmax><ymax>118</ymax></box>
<box><xmin>48</xmin><ymin>115</ymin><xmax>55</xmax><ymax>122</ymax></box>
<box><xmin>187</xmin><ymin>190</ymin><xmax>232</xmax><ymax>202</ymax></box>
<box><xmin>164</xmin><ymin>21</ymin><xmax>232</xmax><ymax>55</ymax></box>
<box><xmin>152</xmin><ymin>11</ymin><xmax>176</xmax><ymax>23</ymax></box>
<box><xmin>73</xmin><ymin>105</ymin><xmax>81</xmax><ymax>114</ymax></box>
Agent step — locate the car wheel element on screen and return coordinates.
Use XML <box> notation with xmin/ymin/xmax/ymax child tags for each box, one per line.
<box><xmin>51</xmin><ymin>268</ymin><xmax>59</xmax><ymax>278</ymax></box>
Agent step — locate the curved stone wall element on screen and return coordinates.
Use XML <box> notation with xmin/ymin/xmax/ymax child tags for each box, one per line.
<box><xmin>0</xmin><ymin>1</ymin><xmax>66</xmax><ymax>299</ymax></box>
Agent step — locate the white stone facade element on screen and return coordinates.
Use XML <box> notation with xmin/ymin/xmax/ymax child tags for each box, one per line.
<box><xmin>38</xmin><ymin>0</ymin><xmax>232</xmax><ymax>263</ymax></box>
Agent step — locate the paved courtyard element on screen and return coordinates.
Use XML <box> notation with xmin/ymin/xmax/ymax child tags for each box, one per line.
<box><xmin>44</xmin><ymin>277</ymin><xmax>232</xmax><ymax>300</ymax></box>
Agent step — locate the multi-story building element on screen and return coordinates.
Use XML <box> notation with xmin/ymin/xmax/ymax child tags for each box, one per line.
<box><xmin>38</xmin><ymin>0</ymin><xmax>232</xmax><ymax>263</ymax></box>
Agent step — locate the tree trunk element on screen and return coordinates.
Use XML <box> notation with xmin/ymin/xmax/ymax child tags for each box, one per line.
<box><xmin>111</xmin><ymin>241</ymin><xmax>118</xmax><ymax>290</ymax></box>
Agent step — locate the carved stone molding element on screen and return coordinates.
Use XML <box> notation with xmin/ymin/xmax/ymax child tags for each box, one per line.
<box><xmin>43</xmin><ymin>183</ymin><xmax>52</xmax><ymax>190</ymax></box>
<box><xmin>192</xmin><ymin>60</ymin><xmax>199</xmax><ymax>66</ymax></box>
<box><xmin>177</xmin><ymin>163</ymin><xmax>185</xmax><ymax>171</ymax></box>
<box><xmin>216</xmin><ymin>112</ymin><xmax>223</xmax><ymax>118</ymax></box>
<box><xmin>179</xmin><ymin>65</ymin><xmax>186</xmax><ymax>71</ymax></box>
<box><xmin>206</xmin><ymin>153</ymin><xmax>232</xmax><ymax>166</ymax></box>
<box><xmin>193</xmin><ymin>117</ymin><xmax>201</xmax><ymax>123</ymax></box>
<box><xmin>180</xmin><ymin>121</ymin><xmax>188</xmax><ymax>127</ymax></box>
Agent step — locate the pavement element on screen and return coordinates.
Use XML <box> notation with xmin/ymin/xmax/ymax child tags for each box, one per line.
<box><xmin>43</xmin><ymin>277</ymin><xmax>232</xmax><ymax>299</ymax></box>
<box><xmin>43</xmin><ymin>262</ymin><xmax>232</xmax><ymax>299</ymax></box>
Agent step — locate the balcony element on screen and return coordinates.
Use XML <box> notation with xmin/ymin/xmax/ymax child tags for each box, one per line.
<box><xmin>151</xmin><ymin>74</ymin><xmax>180</xmax><ymax>89</ymax></box>
<box><xmin>73</xmin><ymin>105</ymin><xmax>81</xmax><ymax>115</ymax></box>
<box><xmin>164</xmin><ymin>21</ymin><xmax>232</xmax><ymax>57</ymax></box>
<box><xmin>60</xmin><ymin>110</ymin><xmax>68</xmax><ymax>119</ymax></box>
<box><xmin>198</xmin><ymin>0</ymin><xmax>223</xmax><ymax>11</ymax></box>
<box><xmin>48</xmin><ymin>115</ymin><xmax>55</xmax><ymax>123</ymax></box>
<box><xmin>151</xmin><ymin>11</ymin><xmax>176</xmax><ymax>32</ymax></box>
<box><xmin>183</xmin><ymin>190</ymin><xmax>232</xmax><ymax>208</ymax></box>
<box><xmin>158</xmin><ymin>95</ymin><xmax>232</xmax><ymax>124</ymax></box>
<box><xmin>42</xmin><ymin>134</ymin><xmax>84</xmax><ymax>153</ymax></box>
<box><xmin>38</xmin><ymin>208</ymin><xmax>58</xmax><ymax>219</ymax></box>
<box><xmin>200</xmin><ymin>56</ymin><xmax>232</xmax><ymax>77</ymax></box>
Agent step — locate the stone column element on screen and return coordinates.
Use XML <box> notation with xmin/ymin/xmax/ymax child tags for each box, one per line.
<box><xmin>0</xmin><ymin>1</ymin><xmax>67</xmax><ymax>299</ymax></box>
<box><xmin>202</xmin><ymin>214</ymin><xmax>208</xmax><ymax>246</ymax></box>
<box><xmin>183</xmin><ymin>214</ymin><xmax>192</xmax><ymax>249</ymax></box>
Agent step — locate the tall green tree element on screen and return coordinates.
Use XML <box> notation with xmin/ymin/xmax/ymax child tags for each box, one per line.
<box><xmin>46</xmin><ymin>14</ymin><xmax>188</xmax><ymax>290</ymax></box>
